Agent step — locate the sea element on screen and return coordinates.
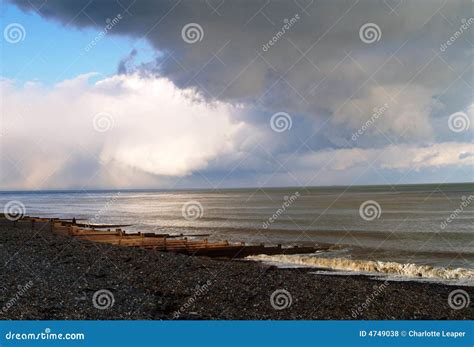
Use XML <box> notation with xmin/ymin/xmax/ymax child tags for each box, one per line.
<box><xmin>1</xmin><ymin>183</ymin><xmax>473</xmax><ymax>284</ymax></box>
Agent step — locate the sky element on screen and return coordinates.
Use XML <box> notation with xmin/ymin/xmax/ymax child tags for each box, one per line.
<box><xmin>0</xmin><ymin>0</ymin><xmax>473</xmax><ymax>190</ymax></box>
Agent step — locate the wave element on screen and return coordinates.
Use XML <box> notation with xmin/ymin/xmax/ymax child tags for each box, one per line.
<box><xmin>247</xmin><ymin>254</ymin><xmax>474</xmax><ymax>282</ymax></box>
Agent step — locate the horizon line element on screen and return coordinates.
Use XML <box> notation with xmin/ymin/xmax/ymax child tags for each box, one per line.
<box><xmin>0</xmin><ymin>181</ymin><xmax>472</xmax><ymax>194</ymax></box>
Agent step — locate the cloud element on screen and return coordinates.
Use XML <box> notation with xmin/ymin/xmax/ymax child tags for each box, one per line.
<box><xmin>0</xmin><ymin>74</ymin><xmax>253</xmax><ymax>189</ymax></box>
<box><xmin>9</xmin><ymin>0</ymin><xmax>472</xmax><ymax>124</ymax></box>
<box><xmin>117</xmin><ymin>49</ymin><xmax>137</xmax><ymax>75</ymax></box>
<box><xmin>292</xmin><ymin>142</ymin><xmax>474</xmax><ymax>172</ymax></box>
<box><xmin>3</xmin><ymin>0</ymin><xmax>473</xmax><ymax>188</ymax></box>
<box><xmin>1</xmin><ymin>72</ymin><xmax>471</xmax><ymax>190</ymax></box>
<box><xmin>333</xmin><ymin>84</ymin><xmax>442</xmax><ymax>143</ymax></box>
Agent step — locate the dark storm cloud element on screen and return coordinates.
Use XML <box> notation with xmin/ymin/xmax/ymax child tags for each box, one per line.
<box><xmin>9</xmin><ymin>0</ymin><xmax>473</xmax><ymax>147</ymax></box>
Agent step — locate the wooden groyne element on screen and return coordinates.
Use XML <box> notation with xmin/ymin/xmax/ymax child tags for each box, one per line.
<box><xmin>3</xmin><ymin>215</ymin><xmax>326</xmax><ymax>258</ymax></box>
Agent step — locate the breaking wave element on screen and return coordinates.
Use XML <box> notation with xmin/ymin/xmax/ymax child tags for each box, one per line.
<box><xmin>247</xmin><ymin>254</ymin><xmax>474</xmax><ymax>282</ymax></box>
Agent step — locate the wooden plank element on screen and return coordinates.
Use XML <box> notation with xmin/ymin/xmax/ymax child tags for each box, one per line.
<box><xmin>46</xmin><ymin>215</ymin><xmax>324</xmax><ymax>258</ymax></box>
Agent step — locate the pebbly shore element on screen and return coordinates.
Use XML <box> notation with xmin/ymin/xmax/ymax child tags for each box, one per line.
<box><xmin>0</xmin><ymin>220</ymin><xmax>472</xmax><ymax>320</ymax></box>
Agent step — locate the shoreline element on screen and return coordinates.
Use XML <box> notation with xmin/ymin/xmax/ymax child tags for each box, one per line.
<box><xmin>246</xmin><ymin>261</ymin><xmax>474</xmax><ymax>288</ymax></box>
<box><xmin>246</xmin><ymin>254</ymin><xmax>474</xmax><ymax>287</ymax></box>
<box><xmin>0</xmin><ymin>220</ymin><xmax>472</xmax><ymax>320</ymax></box>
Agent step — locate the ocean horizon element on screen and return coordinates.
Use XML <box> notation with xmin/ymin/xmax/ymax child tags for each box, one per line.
<box><xmin>1</xmin><ymin>181</ymin><xmax>472</xmax><ymax>193</ymax></box>
<box><xmin>2</xmin><ymin>182</ymin><xmax>473</xmax><ymax>284</ymax></box>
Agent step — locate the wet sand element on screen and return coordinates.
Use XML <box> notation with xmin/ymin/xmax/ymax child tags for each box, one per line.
<box><xmin>0</xmin><ymin>220</ymin><xmax>472</xmax><ymax>320</ymax></box>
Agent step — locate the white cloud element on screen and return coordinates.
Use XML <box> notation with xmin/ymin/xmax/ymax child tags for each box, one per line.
<box><xmin>0</xmin><ymin>74</ymin><xmax>253</xmax><ymax>189</ymax></box>
<box><xmin>293</xmin><ymin>142</ymin><xmax>474</xmax><ymax>172</ymax></box>
<box><xmin>1</xmin><ymin>74</ymin><xmax>471</xmax><ymax>190</ymax></box>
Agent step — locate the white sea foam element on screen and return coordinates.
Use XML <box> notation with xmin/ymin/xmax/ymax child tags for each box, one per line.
<box><xmin>247</xmin><ymin>254</ymin><xmax>474</xmax><ymax>283</ymax></box>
